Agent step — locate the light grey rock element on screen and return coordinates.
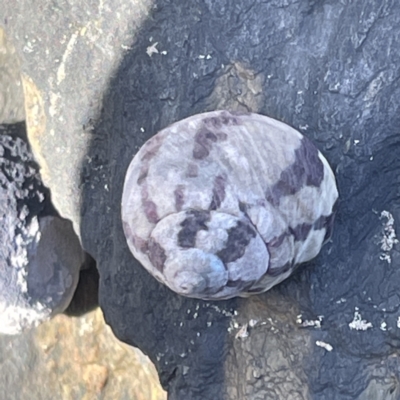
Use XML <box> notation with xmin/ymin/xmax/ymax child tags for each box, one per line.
<box><xmin>122</xmin><ymin>111</ymin><xmax>338</xmax><ymax>299</ymax></box>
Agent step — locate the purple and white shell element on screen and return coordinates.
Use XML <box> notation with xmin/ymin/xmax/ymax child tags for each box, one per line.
<box><xmin>121</xmin><ymin>111</ymin><xmax>338</xmax><ymax>300</ymax></box>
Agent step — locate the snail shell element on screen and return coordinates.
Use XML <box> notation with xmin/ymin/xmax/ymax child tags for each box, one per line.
<box><xmin>122</xmin><ymin>111</ymin><xmax>338</xmax><ymax>300</ymax></box>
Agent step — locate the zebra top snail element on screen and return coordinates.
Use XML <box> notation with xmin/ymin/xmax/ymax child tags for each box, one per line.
<box><xmin>121</xmin><ymin>111</ymin><xmax>338</xmax><ymax>300</ymax></box>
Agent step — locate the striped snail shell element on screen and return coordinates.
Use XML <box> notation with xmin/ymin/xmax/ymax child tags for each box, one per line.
<box><xmin>122</xmin><ymin>111</ymin><xmax>338</xmax><ymax>300</ymax></box>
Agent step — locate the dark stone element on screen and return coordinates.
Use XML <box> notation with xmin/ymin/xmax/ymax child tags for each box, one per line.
<box><xmin>178</xmin><ymin>209</ymin><xmax>210</xmax><ymax>248</ymax></box>
<box><xmin>64</xmin><ymin>254</ymin><xmax>99</xmax><ymax>317</ymax></box>
<box><xmin>266</xmin><ymin>137</ymin><xmax>324</xmax><ymax>206</ymax></box>
<box><xmin>217</xmin><ymin>220</ymin><xmax>256</xmax><ymax>264</ymax></box>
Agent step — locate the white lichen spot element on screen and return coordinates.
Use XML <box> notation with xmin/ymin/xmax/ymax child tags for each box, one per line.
<box><xmin>336</xmin><ymin>298</ymin><xmax>346</xmax><ymax>304</ymax></box>
<box><xmin>296</xmin><ymin>314</ymin><xmax>323</xmax><ymax>328</ymax></box>
<box><xmin>210</xmin><ymin>305</ymin><xmax>234</xmax><ymax>317</ymax></box>
<box><xmin>354</xmin><ymin>139</ymin><xmax>360</xmax><ymax>145</ymax></box>
<box><xmin>193</xmin><ymin>312</ymin><xmax>198</xmax><ymax>319</ymax></box>
<box><xmin>196</xmin><ymin>332</ymin><xmax>201</xmax><ymax>337</ymax></box>
<box><xmin>316</xmin><ymin>341</ymin><xmax>333</xmax><ymax>352</ymax></box>
<box><xmin>161</xmin><ymin>50</ymin><xmax>168</xmax><ymax>55</ymax></box>
<box><xmin>140</xmin><ymin>127</ymin><xmax>145</xmax><ymax>132</ymax></box>
<box><xmin>380</xmin><ymin>322</ymin><xmax>387</xmax><ymax>331</ymax></box>
<box><xmin>146</xmin><ymin>42</ymin><xmax>159</xmax><ymax>57</ymax></box>
<box><xmin>249</xmin><ymin>319</ymin><xmax>258</xmax><ymax>328</ymax></box>
<box><xmin>379</xmin><ymin>210</ymin><xmax>398</xmax><ymax>263</ymax></box>
<box><xmin>235</xmin><ymin>323</ymin><xmax>249</xmax><ymax>339</ymax></box>
<box><xmin>349</xmin><ymin>310</ymin><xmax>373</xmax><ymax>331</ymax></box>
<box><xmin>198</xmin><ymin>54</ymin><xmax>205</xmax><ymax>59</ymax></box>
<box><xmin>57</xmin><ymin>31</ymin><xmax>79</xmax><ymax>85</ymax></box>
<box><xmin>206</xmin><ymin>54</ymin><xmax>212</xmax><ymax>60</ymax></box>
<box><xmin>207</xmin><ymin>321</ymin><xmax>212</xmax><ymax>327</ymax></box>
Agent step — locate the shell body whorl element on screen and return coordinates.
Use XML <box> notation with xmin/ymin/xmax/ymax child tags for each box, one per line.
<box><xmin>122</xmin><ymin>111</ymin><xmax>338</xmax><ymax>300</ymax></box>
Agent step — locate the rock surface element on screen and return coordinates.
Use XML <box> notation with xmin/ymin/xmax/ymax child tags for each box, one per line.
<box><xmin>2</xmin><ymin>0</ymin><xmax>400</xmax><ymax>398</ymax></box>
<box><xmin>0</xmin><ymin>123</ymin><xmax>84</xmax><ymax>334</ymax></box>
<box><xmin>0</xmin><ymin>28</ymin><xmax>166</xmax><ymax>400</ymax></box>
<box><xmin>0</xmin><ymin>308</ymin><xmax>166</xmax><ymax>400</ymax></box>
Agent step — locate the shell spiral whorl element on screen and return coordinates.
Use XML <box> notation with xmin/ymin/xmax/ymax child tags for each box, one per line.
<box><xmin>121</xmin><ymin>111</ymin><xmax>338</xmax><ymax>300</ymax></box>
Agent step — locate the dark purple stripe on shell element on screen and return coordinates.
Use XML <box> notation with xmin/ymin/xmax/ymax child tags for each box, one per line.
<box><xmin>209</xmin><ymin>175</ymin><xmax>226</xmax><ymax>210</ymax></box>
<box><xmin>192</xmin><ymin>128</ymin><xmax>218</xmax><ymax>159</ymax></box>
<box><xmin>186</xmin><ymin>163</ymin><xmax>199</xmax><ymax>178</ymax></box>
<box><xmin>226</xmin><ymin>278</ymin><xmax>255</xmax><ymax>291</ymax></box>
<box><xmin>147</xmin><ymin>238</ymin><xmax>166</xmax><ymax>272</ymax></box>
<box><xmin>178</xmin><ymin>210</ymin><xmax>210</xmax><ymax>248</ymax></box>
<box><xmin>174</xmin><ymin>185</ymin><xmax>185</xmax><ymax>211</ymax></box>
<box><xmin>266</xmin><ymin>136</ymin><xmax>324</xmax><ymax>206</ymax></box>
<box><xmin>203</xmin><ymin>111</ymin><xmax>241</xmax><ymax>129</ymax></box>
<box><xmin>136</xmin><ymin>237</ymin><xmax>149</xmax><ymax>253</ymax></box>
<box><xmin>289</xmin><ymin>223</ymin><xmax>312</xmax><ymax>242</ymax></box>
<box><xmin>143</xmin><ymin>200</ymin><xmax>159</xmax><ymax>223</ymax></box>
<box><xmin>140</xmin><ymin>135</ymin><xmax>163</xmax><ymax>162</ymax></box>
<box><xmin>266</xmin><ymin>262</ymin><xmax>292</xmax><ymax>277</ymax></box>
<box><xmin>238</xmin><ymin>201</ymin><xmax>247</xmax><ymax>213</ymax></box>
<box><xmin>137</xmin><ymin>165</ymin><xmax>149</xmax><ymax>184</ymax></box>
<box><xmin>314</xmin><ymin>212</ymin><xmax>336</xmax><ymax>242</ymax></box>
<box><xmin>217</xmin><ymin>219</ymin><xmax>256</xmax><ymax>264</ymax></box>
<box><xmin>141</xmin><ymin>185</ymin><xmax>159</xmax><ymax>223</ymax></box>
<box><xmin>268</xmin><ymin>232</ymin><xmax>287</xmax><ymax>248</ymax></box>
<box><xmin>136</xmin><ymin>135</ymin><xmax>164</xmax><ymax>185</ymax></box>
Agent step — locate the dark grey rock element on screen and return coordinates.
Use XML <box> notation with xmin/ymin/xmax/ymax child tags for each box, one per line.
<box><xmin>2</xmin><ymin>0</ymin><xmax>400</xmax><ymax>398</ymax></box>
<box><xmin>0</xmin><ymin>123</ymin><xmax>84</xmax><ymax>334</ymax></box>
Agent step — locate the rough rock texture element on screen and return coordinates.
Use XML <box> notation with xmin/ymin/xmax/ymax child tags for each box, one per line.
<box><xmin>0</xmin><ymin>32</ymin><xmax>166</xmax><ymax>399</ymax></box>
<box><xmin>0</xmin><ymin>308</ymin><xmax>166</xmax><ymax>400</ymax></box>
<box><xmin>0</xmin><ymin>123</ymin><xmax>84</xmax><ymax>334</ymax></box>
<box><xmin>122</xmin><ymin>111</ymin><xmax>338</xmax><ymax>299</ymax></box>
<box><xmin>2</xmin><ymin>0</ymin><xmax>400</xmax><ymax>399</ymax></box>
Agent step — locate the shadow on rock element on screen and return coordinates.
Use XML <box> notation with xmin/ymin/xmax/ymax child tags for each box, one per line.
<box><xmin>80</xmin><ymin>1</ymin><xmax>400</xmax><ymax>399</ymax></box>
